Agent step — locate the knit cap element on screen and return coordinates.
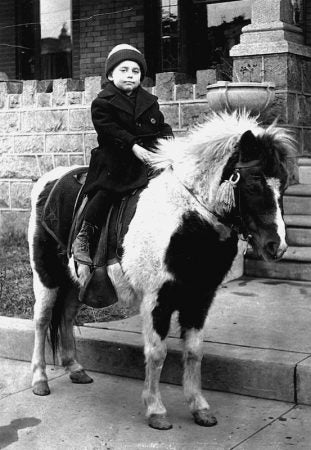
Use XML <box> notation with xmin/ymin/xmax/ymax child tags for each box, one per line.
<box><xmin>105</xmin><ymin>44</ymin><xmax>147</xmax><ymax>80</ymax></box>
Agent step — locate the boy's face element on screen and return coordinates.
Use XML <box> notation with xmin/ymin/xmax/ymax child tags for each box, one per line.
<box><xmin>108</xmin><ymin>60</ymin><xmax>141</xmax><ymax>94</ymax></box>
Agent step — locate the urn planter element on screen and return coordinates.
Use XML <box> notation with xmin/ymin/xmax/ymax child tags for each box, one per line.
<box><xmin>206</xmin><ymin>81</ymin><xmax>275</xmax><ymax>115</ymax></box>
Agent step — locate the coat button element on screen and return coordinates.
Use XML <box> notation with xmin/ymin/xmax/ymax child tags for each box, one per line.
<box><xmin>150</xmin><ymin>118</ymin><xmax>156</xmax><ymax>124</ymax></box>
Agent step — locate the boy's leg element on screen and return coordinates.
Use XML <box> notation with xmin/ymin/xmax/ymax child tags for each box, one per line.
<box><xmin>72</xmin><ymin>190</ymin><xmax>111</xmax><ymax>264</ymax></box>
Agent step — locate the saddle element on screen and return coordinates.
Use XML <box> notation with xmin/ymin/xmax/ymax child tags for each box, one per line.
<box><xmin>41</xmin><ymin>167</ymin><xmax>143</xmax><ymax>309</ymax></box>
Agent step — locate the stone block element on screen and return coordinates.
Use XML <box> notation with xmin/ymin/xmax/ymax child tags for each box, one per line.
<box><xmin>181</xmin><ymin>102</ymin><xmax>212</xmax><ymax>129</ymax></box>
<box><xmin>14</xmin><ymin>135</ymin><xmax>44</xmax><ymax>154</ymax></box>
<box><xmin>20</xmin><ymin>111</ymin><xmax>37</xmax><ymax>133</ymax></box>
<box><xmin>69</xmin><ymin>109</ymin><xmax>93</xmax><ymax>131</ymax></box>
<box><xmin>298</xmin><ymin>96</ymin><xmax>311</xmax><ymax>126</ymax></box>
<box><xmin>69</xmin><ymin>154</ymin><xmax>85</xmax><ymax>166</ymax></box>
<box><xmin>36</xmin><ymin>110</ymin><xmax>68</xmax><ymax>132</ymax></box>
<box><xmin>252</xmin><ymin>0</ymin><xmax>294</xmax><ymax>24</ymax></box>
<box><xmin>37</xmin><ymin>93</ymin><xmax>52</xmax><ymax>107</ymax></box>
<box><xmin>67</xmin><ymin>92</ymin><xmax>83</xmax><ymax>105</ymax></box>
<box><xmin>155</xmin><ymin>72</ymin><xmax>190</xmax><ymax>101</ymax></box>
<box><xmin>0</xmin><ymin>136</ymin><xmax>14</xmax><ymax>155</ymax></box>
<box><xmin>0</xmin><ymin>155</ymin><xmax>39</xmax><ymax>179</ymax></box>
<box><xmin>262</xmin><ymin>91</ymin><xmax>288</xmax><ymax>124</ymax></box>
<box><xmin>158</xmin><ymin>104</ymin><xmax>179</xmax><ymax>129</ymax></box>
<box><xmin>0</xmin><ymin>93</ymin><xmax>8</xmax><ymax>109</ymax></box>
<box><xmin>22</xmin><ymin>80</ymin><xmax>39</xmax><ymax>107</ymax></box>
<box><xmin>52</xmin><ymin>79</ymin><xmax>83</xmax><ymax>107</ymax></box>
<box><xmin>8</xmin><ymin>94</ymin><xmax>21</xmax><ymax>109</ymax></box>
<box><xmin>233</xmin><ymin>57</ymin><xmax>262</xmax><ymax>83</ymax></box>
<box><xmin>195</xmin><ymin>69</ymin><xmax>217</xmax><ymax>99</ymax></box>
<box><xmin>84</xmin><ymin>133</ymin><xmax>98</xmax><ymax>154</ymax></box>
<box><xmin>37</xmin><ymin>155</ymin><xmax>54</xmax><ymax>176</ymax></box>
<box><xmin>54</xmin><ymin>155</ymin><xmax>70</xmax><ymax>167</ymax></box>
<box><xmin>45</xmin><ymin>134</ymin><xmax>84</xmax><ymax>153</ymax></box>
<box><xmin>0</xmin><ymin>112</ymin><xmax>19</xmax><ymax>133</ymax></box>
<box><xmin>0</xmin><ymin>182</ymin><xmax>9</xmax><ymax>208</ymax></box>
<box><xmin>37</xmin><ymin>80</ymin><xmax>53</xmax><ymax>93</ymax></box>
<box><xmin>302</xmin><ymin>60</ymin><xmax>311</xmax><ymax>94</ymax></box>
<box><xmin>84</xmin><ymin>76</ymin><xmax>102</xmax><ymax>104</ymax></box>
<box><xmin>175</xmin><ymin>83</ymin><xmax>194</xmax><ymax>100</ymax></box>
<box><xmin>7</xmin><ymin>81</ymin><xmax>23</xmax><ymax>94</ymax></box>
<box><xmin>302</xmin><ymin>129</ymin><xmax>311</xmax><ymax>156</ymax></box>
<box><xmin>10</xmin><ymin>182</ymin><xmax>33</xmax><ymax>209</ymax></box>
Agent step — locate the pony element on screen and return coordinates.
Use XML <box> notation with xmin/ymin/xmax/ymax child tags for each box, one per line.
<box><xmin>28</xmin><ymin>112</ymin><xmax>294</xmax><ymax>430</ymax></box>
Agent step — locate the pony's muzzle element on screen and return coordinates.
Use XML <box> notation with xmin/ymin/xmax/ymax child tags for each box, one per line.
<box><xmin>265</xmin><ymin>239</ymin><xmax>288</xmax><ymax>260</ymax></box>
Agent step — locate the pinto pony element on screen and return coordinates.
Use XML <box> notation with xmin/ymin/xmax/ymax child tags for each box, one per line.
<box><xmin>28</xmin><ymin>112</ymin><xmax>294</xmax><ymax>430</ymax></box>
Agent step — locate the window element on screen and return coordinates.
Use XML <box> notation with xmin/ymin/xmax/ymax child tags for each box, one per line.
<box><xmin>145</xmin><ymin>0</ymin><xmax>253</xmax><ymax>78</ymax></box>
<box><xmin>161</xmin><ymin>0</ymin><xmax>179</xmax><ymax>72</ymax></box>
<box><xmin>16</xmin><ymin>0</ymin><xmax>72</xmax><ymax>80</ymax></box>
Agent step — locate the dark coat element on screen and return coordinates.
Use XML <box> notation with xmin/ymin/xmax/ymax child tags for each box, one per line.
<box><xmin>83</xmin><ymin>82</ymin><xmax>173</xmax><ymax>196</ymax></box>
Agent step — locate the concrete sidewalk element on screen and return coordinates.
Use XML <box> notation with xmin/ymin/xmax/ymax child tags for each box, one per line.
<box><xmin>1</xmin><ymin>357</ymin><xmax>311</xmax><ymax>449</ymax></box>
<box><xmin>1</xmin><ymin>277</ymin><xmax>311</xmax><ymax>407</ymax></box>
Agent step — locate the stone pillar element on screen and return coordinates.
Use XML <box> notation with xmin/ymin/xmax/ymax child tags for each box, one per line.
<box><xmin>230</xmin><ymin>0</ymin><xmax>311</xmax><ymax>159</ymax></box>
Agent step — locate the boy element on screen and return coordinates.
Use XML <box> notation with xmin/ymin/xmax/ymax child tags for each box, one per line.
<box><xmin>72</xmin><ymin>44</ymin><xmax>173</xmax><ymax>265</ymax></box>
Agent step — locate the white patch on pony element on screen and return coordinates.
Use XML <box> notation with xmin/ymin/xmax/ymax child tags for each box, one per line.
<box><xmin>266</xmin><ymin>177</ymin><xmax>287</xmax><ymax>249</ymax></box>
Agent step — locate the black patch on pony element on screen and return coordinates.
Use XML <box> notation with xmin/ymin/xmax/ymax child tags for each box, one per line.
<box><xmin>152</xmin><ymin>212</ymin><xmax>238</xmax><ymax>339</ymax></box>
<box><xmin>220</xmin><ymin>130</ymin><xmax>289</xmax><ymax>233</ymax></box>
<box><xmin>32</xmin><ymin>181</ymin><xmax>76</xmax><ymax>360</ymax></box>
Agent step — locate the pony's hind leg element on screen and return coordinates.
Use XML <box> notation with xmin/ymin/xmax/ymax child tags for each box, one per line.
<box><xmin>141</xmin><ymin>296</ymin><xmax>173</xmax><ymax>430</ymax></box>
<box><xmin>182</xmin><ymin>327</ymin><xmax>217</xmax><ymax>427</ymax></box>
<box><xmin>31</xmin><ymin>272</ymin><xmax>58</xmax><ymax>396</ymax></box>
<box><xmin>59</xmin><ymin>286</ymin><xmax>93</xmax><ymax>384</ymax></box>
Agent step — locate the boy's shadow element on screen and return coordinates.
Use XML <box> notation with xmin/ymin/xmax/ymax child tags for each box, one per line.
<box><xmin>0</xmin><ymin>418</ymin><xmax>41</xmax><ymax>449</ymax></box>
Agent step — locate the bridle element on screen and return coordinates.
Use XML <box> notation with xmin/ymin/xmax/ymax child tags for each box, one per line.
<box><xmin>173</xmin><ymin>157</ymin><xmax>262</xmax><ymax>242</ymax></box>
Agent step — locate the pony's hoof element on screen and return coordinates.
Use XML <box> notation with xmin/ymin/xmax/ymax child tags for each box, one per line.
<box><xmin>193</xmin><ymin>409</ymin><xmax>217</xmax><ymax>427</ymax></box>
<box><xmin>148</xmin><ymin>414</ymin><xmax>173</xmax><ymax>430</ymax></box>
<box><xmin>70</xmin><ymin>370</ymin><xmax>93</xmax><ymax>384</ymax></box>
<box><xmin>33</xmin><ymin>380</ymin><xmax>50</xmax><ymax>396</ymax></box>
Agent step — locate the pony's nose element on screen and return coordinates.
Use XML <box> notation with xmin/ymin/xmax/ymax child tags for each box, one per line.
<box><xmin>265</xmin><ymin>240</ymin><xmax>288</xmax><ymax>260</ymax></box>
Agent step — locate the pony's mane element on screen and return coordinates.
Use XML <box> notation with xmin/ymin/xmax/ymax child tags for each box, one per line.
<box><xmin>148</xmin><ymin>111</ymin><xmax>296</xmax><ymax>173</ymax></box>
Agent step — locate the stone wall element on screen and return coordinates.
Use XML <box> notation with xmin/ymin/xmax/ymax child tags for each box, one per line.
<box><xmin>0</xmin><ymin>68</ymin><xmax>305</xmax><ymax>236</ymax></box>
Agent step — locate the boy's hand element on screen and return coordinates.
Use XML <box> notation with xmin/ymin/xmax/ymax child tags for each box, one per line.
<box><xmin>132</xmin><ymin>144</ymin><xmax>151</xmax><ymax>164</ymax></box>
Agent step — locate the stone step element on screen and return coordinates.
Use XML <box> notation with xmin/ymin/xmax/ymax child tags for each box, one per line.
<box><xmin>283</xmin><ymin>195</ymin><xmax>311</xmax><ymax>215</ymax></box>
<box><xmin>298</xmin><ymin>159</ymin><xmax>311</xmax><ymax>185</ymax></box>
<box><xmin>244</xmin><ymin>259</ymin><xmax>311</xmax><ymax>281</ymax></box>
<box><xmin>286</xmin><ymin>228</ymin><xmax>311</xmax><ymax>246</ymax></box>
<box><xmin>285</xmin><ymin>184</ymin><xmax>311</xmax><ymax>196</ymax></box>
<box><xmin>284</xmin><ymin>215</ymin><xmax>311</xmax><ymax>227</ymax></box>
<box><xmin>299</xmin><ymin>167</ymin><xmax>311</xmax><ymax>184</ymax></box>
<box><xmin>247</xmin><ymin>246</ymin><xmax>311</xmax><ymax>262</ymax></box>
<box><xmin>299</xmin><ymin>158</ymin><xmax>311</xmax><ymax>166</ymax></box>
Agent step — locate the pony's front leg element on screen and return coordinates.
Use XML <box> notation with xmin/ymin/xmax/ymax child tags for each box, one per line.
<box><xmin>60</xmin><ymin>287</ymin><xmax>93</xmax><ymax>384</ymax></box>
<box><xmin>31</xmin><ymin>273</ymin><xmax>58</xmax><ymax>396</ymax></box>
<box><xmin>141</xmin><ymin>299</ymin><xmax>172</xmax><ymax>430</ymax></box>
<box><xmin>182</xmin><ymin>328</ymin><xmax>217</xmax><ymax>427</ymax></box>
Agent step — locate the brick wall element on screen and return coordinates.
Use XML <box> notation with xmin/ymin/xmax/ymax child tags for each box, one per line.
<box><xmin>0</xmin><ymin>67</ymin><xmax>308</xmax><ymax>236</ymax></box>
<box><xmin>76</xmin><ymin>0</ymin><xmax>145</xmax><ymax>78</ymax></box>
<box><xmin>0</xmin><ymin>1</ymin><xmax>17</xmax><ymax>79</ymax></box>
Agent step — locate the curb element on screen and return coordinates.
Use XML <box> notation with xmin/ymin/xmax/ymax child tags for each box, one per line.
<box><xmin>1</xmin><ymin>316</ymin><xmax>311</xmax><ymax>405</ymax></box>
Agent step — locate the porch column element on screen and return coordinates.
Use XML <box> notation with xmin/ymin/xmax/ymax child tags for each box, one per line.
<box><xmin>230</xmin><ymin>0</ymin><xmax>311</xmax><ymax>159</ymax></box>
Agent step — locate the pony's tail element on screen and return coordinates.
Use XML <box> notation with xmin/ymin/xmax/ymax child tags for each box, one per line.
<box><xmin>48</xmin><ymin>282</ymin><xmax>70</xmax><ymax>363</ymax></box>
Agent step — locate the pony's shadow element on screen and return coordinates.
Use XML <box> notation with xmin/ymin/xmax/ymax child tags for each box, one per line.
<box><xmin>0</xmin><ymin>417</ymin><xmax>41</xmax><ymax>449</ymax></box>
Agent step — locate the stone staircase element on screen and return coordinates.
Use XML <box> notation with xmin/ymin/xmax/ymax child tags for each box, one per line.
<box><xmin>245</xmin><ymin>158</ymin><xmax>311</xmax><ymax>281</ymax></box>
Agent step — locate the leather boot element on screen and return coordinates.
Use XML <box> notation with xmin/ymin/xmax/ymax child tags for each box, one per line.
<box><xmin>72</xmin><ymin>221</ymin><xmax>96</xmax><ymax>265</ymax></box>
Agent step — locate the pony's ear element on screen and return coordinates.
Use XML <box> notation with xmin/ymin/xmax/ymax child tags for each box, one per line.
<box><xmin>239</xmin><ymin>130</ymin><xmax>259</xmax><ymax>162</ymax></box>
